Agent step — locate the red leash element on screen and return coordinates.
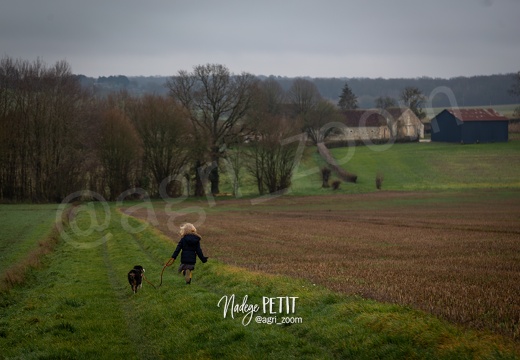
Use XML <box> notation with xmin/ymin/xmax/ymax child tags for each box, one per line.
<box><xmin>142</xmin><ymin>274</ymin><xmax>157</xmax><ymax>290</ymax></box>
<box><xmin>159</xmin><ymin>258</ymin><xmax>175</xmax><ymax>287</ymax></box>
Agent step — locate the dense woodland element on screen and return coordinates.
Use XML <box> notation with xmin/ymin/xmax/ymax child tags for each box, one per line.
<box><xmin>1</xmin><ymin>56</ymin><xmax>519</xmax><ymax>203</ymax></box>
<box><xmin>0</xmin><ymin>58</ymin><xmax>316</xmax><ymax>202</ymax></box>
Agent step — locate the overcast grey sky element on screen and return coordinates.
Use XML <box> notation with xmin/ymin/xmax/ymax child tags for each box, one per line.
<box><xmin>1</xmin><ymin>0</ymin><xmax>519</xmax><ymax>78</ymax></box>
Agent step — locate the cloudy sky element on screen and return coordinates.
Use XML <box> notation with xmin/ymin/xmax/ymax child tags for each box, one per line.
<box><xmin>1</xmin><ymin>0</ymin><xmax>519</xmax><ymax>79</ymax></box>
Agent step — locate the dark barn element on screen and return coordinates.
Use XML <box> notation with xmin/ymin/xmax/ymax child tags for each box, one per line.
<box><xmin>431</xmin><ymin>108</ymin><xmax>509</xmax><ymax>144</ymax></box>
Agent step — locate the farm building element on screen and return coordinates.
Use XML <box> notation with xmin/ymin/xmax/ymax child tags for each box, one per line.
<box><xmin>430</xmin><ymin>108</ymin><xmax>509</xmax><ymax>143</ymax></box>
<box><xmin>329</xmin><ymin>108</ymin><xmax>424</xmax><ymax>143</ymax></box>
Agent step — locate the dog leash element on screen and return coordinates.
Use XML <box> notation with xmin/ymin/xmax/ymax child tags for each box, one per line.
<box><xmin>142</xmin><ymin>274</ymin><xmax>157</xmax><ymax>290</ymax></box>
<box><xmin>159</xmin><ymin>258</ymin><xmax>175</xmax><ymax>287</ymax></box>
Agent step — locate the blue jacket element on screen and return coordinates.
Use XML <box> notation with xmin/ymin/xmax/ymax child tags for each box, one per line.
<box><xmin>172</xmin><ymin>234</ymin><xmax>208</xmax><ymax>265</ymax></box>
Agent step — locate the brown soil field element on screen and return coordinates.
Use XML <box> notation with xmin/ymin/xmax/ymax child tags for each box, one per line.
<box><xmin>126</xmin><ymin>190</ymin><xmax>520</xmax><ymax>340</ymax></box>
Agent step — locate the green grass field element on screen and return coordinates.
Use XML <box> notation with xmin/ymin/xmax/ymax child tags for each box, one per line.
<box><xmin>217</xmin><ymin>140</ymin><xmax>520</xmax><ymax>197</ymax></box>
<box><xmin>1</xmin><ymin>141</ymin><xmax>520</xmax><ymax>358</ymax></box>
<box><xmin>288</xmin><ymin>140</ymin><xmax>520</xmax><ymax>195</ymax></box>
<box><xmin>0</xmin><ymin>204</ymin><xmax>59</xmax><ymax>279</ymax></box>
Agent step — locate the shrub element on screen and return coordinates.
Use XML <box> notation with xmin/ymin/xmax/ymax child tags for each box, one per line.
<box><xmin>321</xmin><ymin>167</ymin><xmax>331</xmax><ymax>188</ymax></box>
<box><xmin>317</xmin><ymin>143</ymin><xmax>357</xmax><ymax>183</ymax></box>
<box><xmin>375</xmin><ymin>173</ymin><xmax>384</xmax><ymax>190</ymax></box>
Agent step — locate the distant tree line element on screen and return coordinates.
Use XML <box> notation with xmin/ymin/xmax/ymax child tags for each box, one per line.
<box><xmin>509</xmin><ymin>71</ymin><xmax>520</xmax><ymax>117</ymax></box>
<box><xmin>293</xmin><ymin>74</ymin><xmax>519</xmax><ymax>108</ymax></box>
<box><xmin>80</xmin><ymin>73</ymin><xmax>519</xmax><ymax>109</ymax></box>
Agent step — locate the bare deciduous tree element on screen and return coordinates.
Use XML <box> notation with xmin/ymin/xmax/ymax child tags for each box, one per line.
<box><xmin>0</xmin><ymin>56</ymin><xmax>88</xmax><ymax>202</ymax></box>
<box><xmin>287</xmin><ymin>78</ymin><xmax>337</xmax><ymax>144</ymax></box>
<box><xmin>128</xmin><ymin>95</ymin><xmax>190</xmax><ymax>197</ymax></box>
<box><xmin>246</xmin><ymin>86</ymin><xmax>300</xmax><ymax>196</ymax></box>
<box><xmin>305</xmin><ymin>100</ymin><xmax>342</xmax><ymax>144</ymax></box>
<box><xmin>260</xmin><ymin>76</ymin><xmax>286</xmax><ymax>116</ymax></box>
<box><xmin>400</xmin><ymin>87</ymin><xmax>426</xmax><ymax>119</ymax></box>
<box><xmin>247</xmin><ymin>118</ymin><xmax>299</xmax><ymax>195</ymax></box>
<box><xmin>509</xmin><ymin>71</ymin><xmax>520</xmax><ymax>117</ymax></box>
<box><xmin>374</xmin><ymin>96</ymin><xmax>397</xmax><ymax>110</ymax></box>
<box><xmin>97</xmin><ymin>107</ymin><xmax>141</xmax><ymax>201</ymax></box>
<box><xmin>166</xmin><ymin>64</ymin><xmax>257</xmax><ymax>195</ymax></box>
<box><xmin>287</xmin><ymin>78</ymin><xmax>321</xmax><ymax>116</ymax></box>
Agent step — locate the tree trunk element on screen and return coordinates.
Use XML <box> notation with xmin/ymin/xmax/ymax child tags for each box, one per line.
<box><xmin>194</xmin><ymin>160</ymin><xmax>205</xmax><ymax>197</ymax></box>
<box><xmin>209</xmin><ymin>166</ymin><xmax>219</xmax><ymax>195</ymax></box>
<box><xmin>209</xmin><ymin>152</ymin><xmax>220</xmax><ymax>195</ymax></box>
<box><xmin>321</xmin><ymin>167</ymin><xmax>331</xmax><ymax>188</ymax></box>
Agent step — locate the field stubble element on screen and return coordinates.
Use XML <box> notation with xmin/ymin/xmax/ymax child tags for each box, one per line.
<box><xmin>129</xmin><ymin>190</ymin><xmax>520</xmax><ymax>340</ymax></box>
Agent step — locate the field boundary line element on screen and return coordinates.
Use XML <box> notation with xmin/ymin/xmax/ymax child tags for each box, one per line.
<box><xmin>0</xmin><ymin>224</ymin><xmax>60</xmax><ymax>293</ymax></box>
<box><xmin>101</xmin><ymin>238</ymin><xmax>160</xmax><ymax>359</ymax></box>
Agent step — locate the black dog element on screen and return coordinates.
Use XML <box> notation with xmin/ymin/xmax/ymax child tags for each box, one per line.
<box><xmin>127</xmin><ymin>265</ymin><xmax>145</xmax><ymax>294</ymax></box>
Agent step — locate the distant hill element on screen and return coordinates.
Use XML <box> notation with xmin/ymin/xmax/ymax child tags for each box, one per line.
<box><xmin>76</xmin><ymin>73</ymin><xmax>518</xmax><ymax>109</ymax></box>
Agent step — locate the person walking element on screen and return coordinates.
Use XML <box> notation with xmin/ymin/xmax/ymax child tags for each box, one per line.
<box><xmin>171</xmin><ymin>223</ymin><xmax>208</xmax><ymax>284</ymax></box>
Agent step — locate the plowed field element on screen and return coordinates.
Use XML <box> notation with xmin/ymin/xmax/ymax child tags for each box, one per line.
<box><xmin>126</xmin><ymin>190</ymin><xmax>520</xmax><ymax>339</ymax></box>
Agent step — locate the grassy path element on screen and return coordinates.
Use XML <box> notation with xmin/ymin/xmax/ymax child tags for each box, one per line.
<box><xmin>1</xmin><ymin>204</ymin><xmax>519</xmax><ymax>359</ymax></box>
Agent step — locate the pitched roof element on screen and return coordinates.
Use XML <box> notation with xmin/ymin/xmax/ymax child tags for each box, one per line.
<box><xmin>385</xmin><ymin>108</ymin><xmax>409</xmax><ymax>119</ymax></box>
<box><xmin>342</xmin><ymin>108</ymin><xmax>417</xmax><ymax>128</ymax></box>
<box><xmin>342</xmin><ymin>110</ymin><xmax>387</xmax><ymax>127</ymax></box>
<box><xmin>446</xmin><ymin>108</ymin><xmax>509</xmax><ymax>122</ymax></box>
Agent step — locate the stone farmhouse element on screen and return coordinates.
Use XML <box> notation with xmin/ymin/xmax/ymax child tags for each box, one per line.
<box><xmin>328</xmin><ymin>108</ymin><xmax>424</xmax><ymax>144</ymax></box>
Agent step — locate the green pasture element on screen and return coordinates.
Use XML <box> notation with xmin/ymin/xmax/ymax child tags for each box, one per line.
<box><xmin>217</xmin><ymin>139</ymin><xmax>520</xmax><ymax>197</ymax></box>
<box><xmin>1</xmin><ymin>203</ymin><xmax>519</xmax><ymax>359</ymax></box>
<box><xmin>289</xmin><ymin>141</ymin><xmax>520</xmax><ymax>195</ymax></box>
<box><xmin>0</xmin><ymin>204</ymin><xmax>58</xmax><ymax>275</ymax></box>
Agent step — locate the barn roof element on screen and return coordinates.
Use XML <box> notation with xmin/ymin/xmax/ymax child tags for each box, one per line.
<box><xmin>446</xmin><ymin>108</ymin><xmax>509</xmax><ymax>122</ymax></box>
<box><xmin>342</xmin><ymin>110</ymin><xmax>387</xmax><ymax>127</ymax></box>
<box><xmin>385</xmin><ymin>107</ymin><xmax>409</xmax><ymax>119</ymax></box>
<box><xmin>342</xmin><ymin>108</ymin><xmax>418</xmax><ymax>128</ymax></box>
